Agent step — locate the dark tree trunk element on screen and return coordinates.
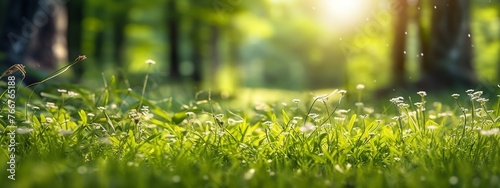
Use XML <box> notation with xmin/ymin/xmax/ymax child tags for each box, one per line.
<box><xmin>67</xmin><ymin>0</ymin><xmax>83</xmax><ymax>82</ymax></box>
<box><xmin>392</xmin><ymin>0</ymin><xmax>408</xmax><ymax>86</ymax></box>
<box><xmin>190</xmin><ymin>20</ymin><xmax>202</xmax><ymax>82</ymax></box>
<box><xmin>112</xmin><ymin>10</ymin><xmax>126</xmax><ymax>68</ymax></box>
<box><xmin>0</xmin><ymin>1</ymin><xmax>9</xmax><ymax>36</ymax></box>
<box><xmin>167</xmin><ymin>0</ymin><xmax>180</xmax><ymax>80</ymax></box>
<box><xmin>418</xmin><ymin>0</ymin><xmax>476</xmax><ymax>89</ymax></box>
<box><xmin>417</xmin><ymin>0</ymin><xmax>430</xmax><ymax>79</ymax></box>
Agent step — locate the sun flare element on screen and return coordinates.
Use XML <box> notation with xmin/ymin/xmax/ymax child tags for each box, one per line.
<box><xmin>326</xmin><ymin>0</ymin><xmax>363</xmax><ymax>17</ymax></box>
<box><xmin>321</xmin><ymin>0</ymin><xmax>368</xmax><ymax>27</ymax></box>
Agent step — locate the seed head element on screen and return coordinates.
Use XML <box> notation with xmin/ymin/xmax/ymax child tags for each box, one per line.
<box><xmin>417</xmin><ymin>91</ymin><xmax>427</xmax><ymax>97</ymax></box>
<box><xmin>145</xmin><ymin>59</ymin><xmax>156</xmax><ymax>65</ymax></box>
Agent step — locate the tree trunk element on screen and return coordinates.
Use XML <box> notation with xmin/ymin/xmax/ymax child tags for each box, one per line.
<box><xmin>67</xmin><ymin>0</ymin><xmax>83</xmax><ymax>82</ymax></box>
<box><xmin>418</xmin><ymin>0</ymin><xmax>476</xmax><ymax>89</ymax></box>
<box><xmin>112</xmin><ymin>11</ymin><xmax>126</xmax><ymax>68</ymax></box>
<box><xmin>417</xmin><ymin>0</ymin><xmax>430</xmax><ymax>81</ymax></box>
<box><xmin>392</xmin><ymin>0</ymin><xmax>408</xmax><ymax>86</ymax></box>
<box><xmin>190</xmin><ymin>20</ymin><xmax>202</xmax><ymax>83</ymax></box>
<box><xmin>167</xmin><ymin>0</ymin><xmax>180</xmax><ymax>80</ymax></box>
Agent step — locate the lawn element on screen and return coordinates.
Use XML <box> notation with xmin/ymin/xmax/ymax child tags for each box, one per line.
<box><xmin>1</xmin><ymin>71</ymin><xmax>500</xmax><ymax>187</ymax></box>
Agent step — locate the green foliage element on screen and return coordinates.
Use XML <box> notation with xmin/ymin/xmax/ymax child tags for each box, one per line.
<box><xmin>1</xmin><ymin>71</ymin><xmax>500</xmax><ymax>187</ymax></box>
<box><xmin>47</xmin><ymin>0</ymin><xmax>500</xmax><ymax>90</ymax></box>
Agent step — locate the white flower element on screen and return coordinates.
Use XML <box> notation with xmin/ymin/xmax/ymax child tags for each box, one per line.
<box><xmin>145</xmin><ymin>59</ymin><xmax>156</xmax><ymax>65</ymax></box>
<box><xmin>427</xmin><ymin>125</ymin><xmax>438</xmax><ymax>130</ymax></box>
<box><xmin>244</xmin><ymin>168</ymin><xmax>255</xmax><ymax>180</ymax></box>
<box><xmin>480</xmin><ymin>128</ymin><xmax>499</xmax><ymax>136</ymax></box>
<box><xmin>417</xmin><ymin>91</ymin><xmax>427</xmax><ymax>97</ymax></box>
<box><xmin>45</xmin><ymin>102</ymin><xmax>57</xmax><ymax>109</ymax></box>
<box><xmin>17</xmin><ymin>127</ymin><xmax>33</xmax><ymax>134</ymax></box>
<box><xmin>338</xmin><ymin>90</ymin><xmax>347</xmax><ymax>96</ymax></box>
<box><xmin>356</xmin><ymin>84</ymin><xmax>365</xmax><ymax>90</ymax></box>
<box><xmin>307</xmin><ymin>113</ymin><xmax>319</xmax><ymax>119</ymax></box>
<box><xmin>390</xmin><ymin>96</ymin><xmax>404</xmax><ymax>104</ymax></box>
<box><xmin>67</xmin><ymin>91</ymin><xmax>79</xmax><ymax>97</ymax></box>
<box><xmin>58</xmin><ymin>129</ymin><xmax>74</xmax><ymax>136</ymax></box>
<box><xmin>300</xmin><ymin>122</ymin><xmax>316</xmax><ymax>133</ymax></box>
<box><xmin>314</xmin><ymin>89</ymin><xmax>337</xmax><ymax>102</ymax></box>
<box><xmin>263</xmin><ymin>121</ymin><xmax>273</xmax><ymax>127</ymax></box>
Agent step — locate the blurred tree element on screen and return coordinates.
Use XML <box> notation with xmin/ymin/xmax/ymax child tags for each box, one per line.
<box><xmin>392</xmin><ymin>0</ymin><xmax>408</xmax><ymax>87</ymax></box>
<box><xmin>391</xmin><ymin>0</ymin><xmax>476</xmax><ymax>90</ymax></box>
<box><xmin>67</xmin><ymin>0</ymin><xmax>84</xmax><ymax>82</ymax></box>
<box><xmin>166</xmin><ymin>0</ymin><xmax>180</xmax><ymax>80</ymax></box>
<box><xmin>417</xmin><ymin>0</ymin><xmax>476</xmax><ymax>89</ymax></box>
<box><xmin>189</xmin><ymin>20</ymin><xmax>203</xmax><ymax>82</ymax></box>
<box><xmin>0</xmin><ymin>0</ymin><xmax>67</xmax><ymax>84</ymax></box>
<box><xmin>183</xmin><ymin>0</ymin><xmax>213</xmax><ymax>83</ymax></box>
<box><xmin>111</xmin><ymin>0</ymin><xmax>128</xmax><ymax>68</ymax></box>
<box><xmin>172</xmin><ymin>0</ymin><xmax>244</xmax><ymax>92</ymax></box>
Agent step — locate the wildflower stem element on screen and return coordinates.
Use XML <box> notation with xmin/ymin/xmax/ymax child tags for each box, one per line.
<box><xmin>454</xmin><ymin>98</ymin><xmax>467</xmax><ymax>146</ymax></box>
<box><xmin>25</xmin><ymin>55</ymin><xmax>86</xmax><ymax>120</ymax></box>
<box><xmin>138</xmin><ymin>64</ymin><xmax>152</xmax><ymax>110</ymax></box>
<box><xmin>303</xmin><ymin>99</ymin><xmax>318</xmax><ymax>127</ymax></box>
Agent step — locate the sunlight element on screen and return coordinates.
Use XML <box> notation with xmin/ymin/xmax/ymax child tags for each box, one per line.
<box><xmin>321</xmin><ymin>0</ymin><xmax>368</xmax><ymax>27</ymax></box>
<box><xmin>325</xmin><ymin>0</ymin><xmax>363</xmax><ymax>18</ymax></box>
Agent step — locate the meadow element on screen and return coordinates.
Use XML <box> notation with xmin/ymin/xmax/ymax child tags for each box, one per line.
<box><xmin>1</xmin><ymin>63</ymin><xmax>500</xmax><ymax>188</ymax></box>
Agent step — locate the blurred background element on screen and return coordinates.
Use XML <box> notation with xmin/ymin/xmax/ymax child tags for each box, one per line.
<box><xmin>0</xmin><ymin>0</ymin><xmax>499</xmax><ymax>94</ymax></box>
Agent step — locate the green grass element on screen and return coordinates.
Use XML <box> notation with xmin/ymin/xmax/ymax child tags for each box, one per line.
<box><xmin>1</xmin><ymin>70</ymin><xmax>500</xmax><ymax>187</ymax></box>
